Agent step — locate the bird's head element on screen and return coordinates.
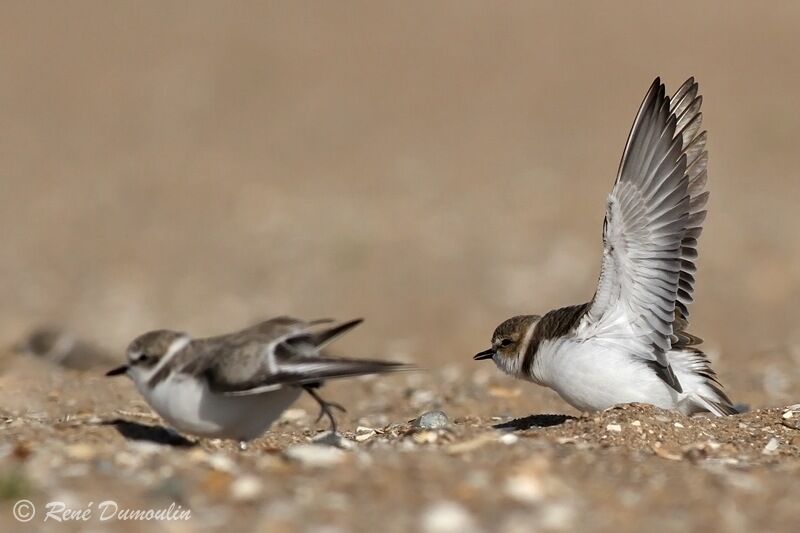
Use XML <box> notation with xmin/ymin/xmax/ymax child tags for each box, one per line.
<box><xmin>474</xmin><ymin>315</ymin><xmax>540</xmax><ymax>377</ymax></box>
<box><xmin>106</xmin><ymin>330</ymin><xmax>190</xmax><ymax>384</ymax></box>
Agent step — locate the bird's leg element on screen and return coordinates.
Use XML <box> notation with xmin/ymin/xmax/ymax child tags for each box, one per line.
<box><xmin>303</xmin><ymin>386</ymin><xmax>346</xmax><ymax>433</ymax></box>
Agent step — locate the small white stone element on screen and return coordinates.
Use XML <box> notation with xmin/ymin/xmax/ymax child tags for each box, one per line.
<box><xmin>113</xmin><ymin>451</ymin><xmax>141</xmax><ymax>469</ymax></box>
<box><xmin>504</xmin><ymin>475</ymin><xmax>545</xmax><ymax>504</ymax></box>
<box><xmin>284</xmin><ymin>444</ymin><xmax>346</xmax><ymax>467</ymax></box>
<box><xmin>187</xmin><ymin>448</ymin><xmax>210</xmax><ymax>464</ymax></box>
<box><xmin>606</xmin><ymin>424</ymin><xmax>622</xmax><ymax>433</ymax></box>
<box><xmin>208</xmin><ymin>453</ymin><xmax>237</xmax><ymax>473</ymax></box>
<box><xmin>230</xmin><ymin>475</ymin><xmax>263</xmax><ymax>501</ymax></box>
<box><xmin>127</xmin><ymin>440</ymin><xmax>162</xmax><ymax>455</ymax></box>
<box><xmin>398</xmin><ymin>439</ymin><xmax>418</xmax><ymax>452</ymax></box>
<box><xmin>499</xmin><ymin>433</ymin><xmax>519</xmax><ymax>445</ymax></box>
<box><xmin>630</xmin><ymin>420</ymin><xmax>641</xmax><ymax>427</ymax></box>
<box><xmin>762</xmin><ymin>437</ymin><xmax>780</xmax><ymax>455</ymax></box>
<box><xmin>674</xmin><ymin>422</ymin><xmax>685</xmax><ymax>428</ymax></box>
<box><xmin>355</xmin><ymin>431</ymin><xmax>376</xmax><ymax>443</ymax></box>
<box><xmin>421</xmin><ymin>501</ymin><xmax>477</xmax><ymax>533</ymax></box>
<box><xmin>412</xmin><ymin>431</ymin><xmax>439</xmax><ymax>444</ymax></box>
<box><xmin>65</xmin><ymin>444</ymin><xmax>96</xmax><ymax>461</ymax></box>
<box><xmin>280</xmin><ymin>408</ymin><xmax>307</xmax><ymax>422</ymax></box>
<box><xmin>354</xmin><ymin>426</ymin><xmax>377</xmax><ymax>442</ymax></box>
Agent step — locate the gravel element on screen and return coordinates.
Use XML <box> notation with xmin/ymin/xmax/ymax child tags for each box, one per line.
<box><xmin>1</xmin><ymin>356</ymin><xmax>799</xmax><ymax>532</ymax></box>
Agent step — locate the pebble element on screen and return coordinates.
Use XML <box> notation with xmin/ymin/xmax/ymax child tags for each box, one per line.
<box><xmin>311</xmin><ymin>431</ymin><xmax>356</xmax><ymax>450</ymax></box>
<box><xmin>499</xmin><ymin>433</ymin><xmax>519</xmax><ymax>445</ymax></box>
<box><xmin>399</xmin><ymin>439</ymin><xmax>419</xmax><ymax>452</ymax></box>
<box><xmin>354</xmin><ymin>426</ymin><xmax>377</xmax><ymax>442</ymax></box>
<box><xmin>284</xmin><ymin>444</ymin><xmax>346</xmax><ymax>467</ymax></box>
<box><xmin>652</xmin><ymin>442</ymin><xmax>682</xmax><ymax>461</ymax></box>
<box><xmin>208</xmin><ymin>453</ymin><xmax>237</xmax><ymax>473</ymax></box>
<box><xmin>762</xmin><ymin>437</ymin><xmax>780</xmax><ymax>455</ymax></box>
<box><xmin>413</xmin><ymin>410</ymin><xmax>449</xmax><ymax>429</ymax></box>
<box><xmin>421</xmin><ymin>501</ymin><xmax>478</xmax><ymax>533</ymax></box>
<box><xmin>412</xmin><ymin>431</ymin><xmax>439</xmax><ymax>444</ymax></box>
<box><xmin>230</xmin><ymin>475</ymin><xmax>264</xmax><ymax>501</ymax></box>
<box><xmin>505</xmin><ymin>474</ymin><xmax>545</xmax><ymax>504</ymax></box>
<box><xmin>606</xmin><ymin>424</ymin><xmax>622</xmax><ymax>433</ymax></box>
<box><xmin>65</xmin><ymin>444</ymin><xmax>96</xmax><ymax>461</ymax></box>
<box><xmin>127</xmin><ymin>440</ymin><xmax>162</xmax><ymax>455</ymax></box>
<box><xmin>187</xmin><ymin>448</ymin><xmax>211</xmax><ymax>464</ymax></box>
<box><xmin>504</xmin><ymin>456</ymin><xmax>557</xmax><ymax>504</ymax></box>
<box><xmin>113</xmin><ymin>451</ymin><xmax>141</xmax><ymax>469</ymax></box>
<box><xmin>280</xmin><ymin>408</ymin><xmax>308</xmax><ymax>422</ymax></box>
<box><xmin>410</xmin><ymin>390</ymin><xmax>437</xmax><ymax>408</ymax></box>
<box><xmin>781</xmin><ymin>404</ymin><xmax>800</xmax><ymax>421</ymax></box>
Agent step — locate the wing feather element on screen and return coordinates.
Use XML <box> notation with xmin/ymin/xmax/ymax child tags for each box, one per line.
<box><xmin>182</xmin><ymin>319</ymin><xmax>412</xmax><ymax>395</ymax></box>
<box><xmin>586</xmin><ymin>77</ymin><xmax>709</xmax><ymax>391</ymax></box>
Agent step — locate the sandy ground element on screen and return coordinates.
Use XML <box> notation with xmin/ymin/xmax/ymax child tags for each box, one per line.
<box><xmin>1</xmin><ymin>2</ymin><xmax>800</xmax><ymax>532</ymax></box>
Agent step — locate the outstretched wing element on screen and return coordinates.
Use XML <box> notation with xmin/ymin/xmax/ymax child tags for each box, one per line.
<box><xmin>586</xmin><ymin>77</ymin><xmax>707</xmax><ymax>391</ymax></box>
<box><xmin>185</xmin><ymin>319</ymin><xmax>411</xmax><ymax>395</ymax></box>
<box><xmin>669</xmin><ymin>78</ymin><xmax>709</xmax><ymax>321</ymax></box>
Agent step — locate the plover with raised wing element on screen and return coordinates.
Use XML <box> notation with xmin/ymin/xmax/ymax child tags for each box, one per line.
<box><xmin>474</xmin><ymin>78</ymin><xmax>735</xmax><ymax>416</ymax></box>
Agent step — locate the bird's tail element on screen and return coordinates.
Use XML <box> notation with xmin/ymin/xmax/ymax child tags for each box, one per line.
<box><xmin>669</xmin><ymin>347</ymin><xmax>737</xmax><ymax>416</ymax></box>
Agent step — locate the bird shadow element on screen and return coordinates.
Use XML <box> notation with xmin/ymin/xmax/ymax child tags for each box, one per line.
<box><xmin>493</xmin><ymin>413</ymin><xmax>576</xmax><ymax>431</ymax></box>
<box><xmin>103</xmin><ymin>419</ymin><xmax>196</xmax><ymax>447</ymax></box>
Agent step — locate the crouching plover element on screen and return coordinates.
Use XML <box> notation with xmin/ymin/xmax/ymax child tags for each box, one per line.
<box><xmin>475</xmin><ymin>77</ymin><xmax>736</xmax><ymax>416</ymax></box>
<box><xmin>107</xmin><ymin>317</ymin><xmax>412</xmax><ymax>444</ymax></box>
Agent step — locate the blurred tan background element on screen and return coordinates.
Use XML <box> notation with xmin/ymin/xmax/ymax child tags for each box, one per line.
<box><xmin>1</xmin><ymin>1</ymin><xmax>799</xmax><ymax>407</ymax></box>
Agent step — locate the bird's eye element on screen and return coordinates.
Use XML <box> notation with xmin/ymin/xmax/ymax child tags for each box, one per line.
<box><xmin>500</xmin><ymin>339</ymin><xmax>513</xmax><ymax>348</ymax></box>
<box><xmin>136</xmin><ymin>353</ymin><xmax>150</xmax><ymax>363</ymax></box>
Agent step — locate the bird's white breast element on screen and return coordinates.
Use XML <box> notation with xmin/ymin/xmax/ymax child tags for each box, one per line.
<box><xmin>135</xmin><ymin>374</ymin><xmax>302</xmax><ymax>441</ymax></box>
<box><xmin>531</xmin><ymin>336</ymin><xmax>678</xmax><ymax>412</ymax></box>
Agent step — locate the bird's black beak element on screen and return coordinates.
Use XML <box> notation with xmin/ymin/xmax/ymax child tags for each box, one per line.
<box><xmin>473</xmin><ymin>348</ymin><xmax>495</xmax><ymax>361</ymax></box>
<box><xmin>105</xmin><ymin>364</ymin><xmax>129</xmax><ymax>377</ymax></box>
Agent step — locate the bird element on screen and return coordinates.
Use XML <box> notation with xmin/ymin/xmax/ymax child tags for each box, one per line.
<box><xmin>106</xmin><ymin>317</ymin><xmax>412</xmax><ymax>444</ymax></box>
<box><xmin>474</xmin><ymin>77</ymin><xmax>736</xmax><ymax>416</ymax></box>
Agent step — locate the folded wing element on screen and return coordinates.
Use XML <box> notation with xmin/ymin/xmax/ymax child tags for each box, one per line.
<box><xmin>189</xmin><ymin>319</ymin><xmax>411</xmax><ymax>395</ymax></box>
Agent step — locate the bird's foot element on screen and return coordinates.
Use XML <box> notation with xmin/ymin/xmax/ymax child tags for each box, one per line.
<box><xmin>303</xmin><ymin>386</ymin><xmax>346</xmax><ymax>434</ymax></box>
